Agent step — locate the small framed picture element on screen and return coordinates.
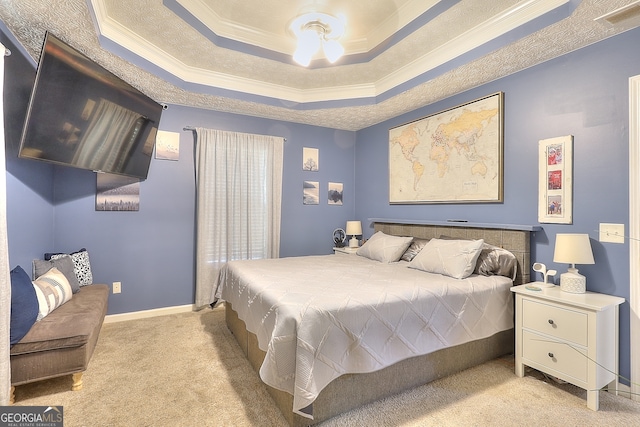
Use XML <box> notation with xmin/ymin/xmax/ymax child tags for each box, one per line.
<box><xmin>328</xmin><ymin>182</ymin><xmax>343</xmax><ymax>205</ymax></box>
<box><xmin>303</xmin><ymin>181</ymin><xmax>319</xmax><ymax>205</ymax></box>
<box><xmin>303</xmin><ymin>147</ymin><xmax>319</xmax><ymax>171</ymax></box>
<box><xmin>538</xmin><ymin>135</ymin><xmax>572</xmax><ymax>224</ymax></box>
<box><xmin>96</xmin><ymin>173</ymin><xmax>140</xmax><ymax>211</ymax></box>
<box><xmin>155</xmin><ymin>130</ymin><xmax>180</xmax><ymax>160</ymax></box>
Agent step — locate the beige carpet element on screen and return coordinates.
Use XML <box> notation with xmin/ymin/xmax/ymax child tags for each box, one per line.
<box><xmin>12</xmin><ymin>307</ymin><xmax>640</xmax><ymax>426</ymax></box>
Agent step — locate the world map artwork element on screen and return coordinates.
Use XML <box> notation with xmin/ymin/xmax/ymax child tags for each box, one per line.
<box><xmin>389</xmin><ymin>93</ymin><xmax>503</xmax><ymax>203</ymax></box>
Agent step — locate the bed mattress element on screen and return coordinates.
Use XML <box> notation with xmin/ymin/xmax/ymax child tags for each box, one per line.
<box><xmin>214</xmin><ymin>254</ymin><xmax>514</xmax><ymax>417</ymax></box>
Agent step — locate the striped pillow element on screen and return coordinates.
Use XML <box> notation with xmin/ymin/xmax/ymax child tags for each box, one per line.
<box><xmin>32</xmin><ymin>267</ymin><xmax>73</xmax><ymax>320</ymax></box>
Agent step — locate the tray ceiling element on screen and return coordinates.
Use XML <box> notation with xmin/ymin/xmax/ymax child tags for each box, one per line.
<box><xmin>0</xmin><ymin>0</ymin><xmax>639</xmax><ymax>130</ymax></box>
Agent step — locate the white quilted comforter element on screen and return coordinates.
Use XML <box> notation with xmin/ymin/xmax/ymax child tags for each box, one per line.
<box><xmin>215</xmin><ymin>254</ymin><xmax>514</xmax><ymax>418</ymax></box>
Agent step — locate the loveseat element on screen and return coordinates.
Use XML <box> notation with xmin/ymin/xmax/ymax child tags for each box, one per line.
<box><xmin>9</xmin><ymin>281</ymin><xmax>109</xmax><ymax>403</ymax></box>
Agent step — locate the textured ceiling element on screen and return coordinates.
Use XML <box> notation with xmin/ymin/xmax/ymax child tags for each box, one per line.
<box><xmin>0</xmin><ymin>0</ymin><xmax>638</xmax><ymax>131</ymax></box>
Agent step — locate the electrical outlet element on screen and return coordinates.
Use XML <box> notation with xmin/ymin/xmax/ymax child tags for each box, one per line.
<box><xmin>599</xmin><ymin>223</ymin><xmax>625</xmax><ymax>244</ymax></box>
<box><xmin>112</xmin><ymin>281</ymin><xmax>122</xmax><ymax>294</ymax></box>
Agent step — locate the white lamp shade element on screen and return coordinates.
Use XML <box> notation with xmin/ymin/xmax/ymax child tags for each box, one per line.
<box><xmin>553</xmin><ymin>233</ymin><xmax>595</xmax><ymax>265</ymax></box>
<box><xmin>346</xmin><ymin>220</ymin><xmax>362</xmax><ymax>248</ymax></box>
<box><xmin>345</xmin><ymin>221</ymin><xmax>362</xmax><ymax>236</ymax></box>
<box><xmin>553</xmin><ymin>233</ymin><xmax>594</xmax><ymax>293</ymax></box>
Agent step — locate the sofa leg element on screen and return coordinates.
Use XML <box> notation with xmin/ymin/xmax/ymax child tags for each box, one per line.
<box><xmin>71</xmin><ymin>373</ymin><xmax>83</xmax><ymax>391</ymax></box>
<box><xmin>10</xmin><ymin>386</ymin><xmax>15</xmax><ymax>404</ymax></box>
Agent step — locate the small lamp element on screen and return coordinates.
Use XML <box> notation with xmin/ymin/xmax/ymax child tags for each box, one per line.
<box><xmin>346</xmin><ymin>221</ymin><xmax>362</xmax><ymax>248</ymax></box>
<box><xmin>553</xmin><ymin>233</ymin><xmax>595</xmax><ymax>293</ymax></box>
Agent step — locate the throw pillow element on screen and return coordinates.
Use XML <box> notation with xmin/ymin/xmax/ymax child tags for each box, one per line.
<box><xmin>9</xmin><ymin>266</ymin><xmax>39</xmax><ymax>345</ymax></box>
<box><xmin>438</xmin><ymin>235</ymin><xmax>518</xmax><ymax>280</ymax></box>
<box><xmin>474</xmin><ymin>243</ymin><xmax>518</xmax><ymax>280</ymax></box>
<box><xmin>409</xmin><ymin>238</ymin><xmax>485</xmax><ymax>279</ymax></box>
<box><xmin>47</xmin><ymin>248</ymin><xmax>93</xmax><ymax>286</ymax></box>
<box><xmin>32</xmin><ymin>267</ymin><xmax>73</xmax><ymax>320</ymax></box>
<box><xmin>400</xmin><ymin>238</ymin><xmax>429</xmax><ymax>262</ymax></box>
<box><xmin>33</xmin><ymin>255</ymin><xmax>81</xmax><ymax>293</ymax></box>
<box><xmin>356</xmin><ymin>231</ymin><xmax>413</xmax><ymax>263</ymax></box>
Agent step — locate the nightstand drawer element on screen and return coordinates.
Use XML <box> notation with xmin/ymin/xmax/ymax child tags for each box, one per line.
<box><xmin>522</xmin><ymin>299</ymin><xmax>587</xmax><ymax>346</ymax></box>
<box><xmin>523</xmin><ymin>330</ymin><xmax>588</xmax><ymax>382</ymax></box>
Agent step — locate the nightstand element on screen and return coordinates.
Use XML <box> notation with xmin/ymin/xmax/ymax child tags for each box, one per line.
<box><xmin>333</xmin><ymin>247</ymin><xmax>358</xmax><ymax>255</ymax></box>
<box><xmin>510</xmin><ymin>283</ymin><xmax>624</xmax><ymax>410</ymax></box>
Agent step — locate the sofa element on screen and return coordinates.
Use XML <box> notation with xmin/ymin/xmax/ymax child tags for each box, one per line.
<box><xmin>9</xmin><ymin>283</ymin><xmax>109</xmax><ymax>403</ymax></box>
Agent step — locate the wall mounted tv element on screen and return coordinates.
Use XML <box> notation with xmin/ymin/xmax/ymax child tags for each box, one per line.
<box><xmin>18</xmin><ymin>32</ymin><xmax>163</xmax><ymax>180</ymax></box>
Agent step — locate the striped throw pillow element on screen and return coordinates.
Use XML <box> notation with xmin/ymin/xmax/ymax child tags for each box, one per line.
<box><xmin>32</xmin><ymin>267</ymin><xmax>73</xmax><ymax>320</ymax></box>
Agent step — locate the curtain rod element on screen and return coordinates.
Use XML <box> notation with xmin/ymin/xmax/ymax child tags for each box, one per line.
<box><xmin>183</xmin><ymin>126</ymin><xmax>286</xmax><ymax>141</ymax></box>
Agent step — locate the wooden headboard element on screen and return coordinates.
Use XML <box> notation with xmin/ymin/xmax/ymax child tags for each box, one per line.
<box><xmin>373</xmin><ymin>222</ymin><xmax>533</xmax><ymax>285</ymax></box>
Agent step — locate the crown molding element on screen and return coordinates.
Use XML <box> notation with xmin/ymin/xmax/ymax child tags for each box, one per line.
<box><xmin>174</xmin><ymin>0</ymin><xmax>294</xmax><ymax>54</ymax></box>
<box><xmin>359</xmin><ymin>0</ymin><xmax>440</xmax><ymax>53</ymax></box>
<box><xmin>90</xmin><ymin>0</ymin><xmax>569</xmax><ymax>107</ymax></box>
<box><xmin>376</xmin><ymin>0</ymin><xmax>570</xmax><ymax>95</ymax></box>
<box><xmin>174</xmin><ymin>0</ymin><xmax>440</xmax><ymax>57</ymax></box>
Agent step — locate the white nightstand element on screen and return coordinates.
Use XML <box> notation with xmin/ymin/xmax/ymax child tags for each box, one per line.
<box><xmin>510</xmin><ymin>283</ymin><xmax>624</xmax><ymax>410</ymax></box>
<box><xmin>333</xmin><ymin>247</ymin><xmax>358</xmax><ymax>255</ymax></box>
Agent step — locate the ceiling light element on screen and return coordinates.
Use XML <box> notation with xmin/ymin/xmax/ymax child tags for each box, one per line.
<box><xmin>290</xmin><ymin>12</ymin><xmax>345</xmax><ymax>66</ymax></box>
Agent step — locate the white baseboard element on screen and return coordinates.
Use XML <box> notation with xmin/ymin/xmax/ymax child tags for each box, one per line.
<box><xmin>614</xmin><ymin>382</ymin><xmax>633</xmax><ymax>400</ymax></box>
<box><xmin>103</xmin><ymin>304</ymin><xmax>195</xmax><ymax>323</ymax></box>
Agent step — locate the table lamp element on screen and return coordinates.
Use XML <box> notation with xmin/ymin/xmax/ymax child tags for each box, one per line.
<box><xmin>346</xmin><ymin>221</ymin><xmax>362</xmax><ymax>248</ymax></box>
<box><xmin>553</xmin><ymin>233</ymin><xmax>595</xmax><ymax>293</ymax></box>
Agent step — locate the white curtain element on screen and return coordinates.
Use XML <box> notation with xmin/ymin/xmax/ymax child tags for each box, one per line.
<box><xmin>1</xmin><ymin>43</ymin><xmax>12</xmax><ymax>405</ymax></box>
<box><xmin>193</xmin><ymin>128</ymin><xmax>284</xmax><ymax>308</ymax></box>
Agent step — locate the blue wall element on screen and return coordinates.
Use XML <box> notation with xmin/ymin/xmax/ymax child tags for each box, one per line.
<box><xmin>355</xmin><ymin>27</ymin><xmax>639</xmax><ymax>382</ymax></box>
<box><xmin>44</xmin><ymin>106</ymin><xmax>356</xmax><ymax>314</ymax></box>
<box><xmin>2</xmin><ymin>27</ymin><xmax>55</xmax><ymax>277</ymax></box>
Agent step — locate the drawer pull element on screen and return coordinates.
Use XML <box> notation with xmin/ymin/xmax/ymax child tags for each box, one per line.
<box><xmin>548</xmin><ymin>352</ymin><xmax>554</xmax><ymax>358</ymax></box>
<box><xmin>548</xmin><ymin>319</ymin><xmax>554</xmax><ymax>325</ymax></box>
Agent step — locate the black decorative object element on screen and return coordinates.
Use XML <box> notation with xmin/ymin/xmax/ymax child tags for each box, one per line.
<box><xmin>333</xmin><ymin>228</ymin><xmax>346</xmax><ymax>247</ymax></box>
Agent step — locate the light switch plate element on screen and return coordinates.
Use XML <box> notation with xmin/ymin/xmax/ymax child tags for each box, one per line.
<box><xmin>599</xmin><ymin>223</ymin><xmax>625</xmax><ymax>243</ymax></box>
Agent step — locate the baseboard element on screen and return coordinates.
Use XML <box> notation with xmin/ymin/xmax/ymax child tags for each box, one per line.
<box><xmin>613</xmin><ymin>382</ymin><xmax>634</xmax><ymax>400</ymax></box>
<box><xmin>103</xmin><ymin>304</ymin><xmax>195</xmax><ymax>323</ymax></box>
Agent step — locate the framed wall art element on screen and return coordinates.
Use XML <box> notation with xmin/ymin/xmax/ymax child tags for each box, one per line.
<box><xmin>303</xmin><ymin>181</ymin><xmax>319</xmax><ymax>205</ymax></box>
<box><xmin>96</xmin><ymin>173</ymin><xmax>140</xmax><ymax>211</ymax></box>
<box><xmin>328</xmin><ymin>182</ymin><xmax>343</xmax><ymax>205</ymax></box>
<box><xmin>303</xmin><ymin>147</ymin><xmax>319</xmax><ymax>171</ymax></box>
<box><xmin>155</xmin><ymin>130</ymin><xmax>180</xmax><ymax>160</ymax></box>
<box><xmin>389</xmin><ymin>92</ymin><xmax>504</xmax><ymax>204</ymax></box>
<box><xmin>538</xmin><ymin>135</ymin><xmax>573</xmax><ymax>224</ymax></box>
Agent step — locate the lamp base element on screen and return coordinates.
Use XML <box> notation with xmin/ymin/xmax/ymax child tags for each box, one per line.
<box><xmin>349</xmin><ymin>236</ymin><xmax>359</xmax><ymax>248</ymax></box>
<box><xmin>560</xmin><ymin>267</ymin><xmax>586</xmax><ymax>293</ymax></box>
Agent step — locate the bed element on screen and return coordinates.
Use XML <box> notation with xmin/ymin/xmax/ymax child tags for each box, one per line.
<box><xmin>214</xmin><ymin>222</ymin><xmax>533</xmax><ymax>426</ymax></box>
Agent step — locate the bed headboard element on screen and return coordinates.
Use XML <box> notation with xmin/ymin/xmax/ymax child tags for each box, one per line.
<box><xmin>373</xmin><ymin>222</ymin><xmax>532</xmax><ymax>285</ymax></box>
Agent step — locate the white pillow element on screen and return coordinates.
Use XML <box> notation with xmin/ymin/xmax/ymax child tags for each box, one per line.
<box><xmin>356</xmin><ymin>231</ymin><xmax>413</xmax><ymax>263</ymax></box>
<box><xmin>409</xmin><ymin>238</ymin><xmax>485</xmax><ymax>279</ymax></box>
<box><xmin>32</xmin><ymin>267</ymin><xmax>73</xmax><ymax>320</ymax></box>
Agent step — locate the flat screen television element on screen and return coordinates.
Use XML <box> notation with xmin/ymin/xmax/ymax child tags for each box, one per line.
<box><xmin>18</xmin><ymin>32</ymin><xmax>163</xmax><ymax>180</ymax></box>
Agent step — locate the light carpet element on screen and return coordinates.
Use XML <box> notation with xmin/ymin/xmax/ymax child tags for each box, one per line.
<box><xmin>12</xmin><ymin>307</ymin><xmax>640</xmax><ymax>426</ymax></box>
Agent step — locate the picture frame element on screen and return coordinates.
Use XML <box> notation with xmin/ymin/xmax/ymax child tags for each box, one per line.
<box><xmin>538</xmin><ymin>135</ymin><xmax>573</xmax><ymax>224</ymax></box>
<box><xmin>155</xmin><ymin>130</ymin><xmax>180</xmax><ymax>160</ymax></box>
<box><xmin>328</xmin><ymin>182</ymin><xmax>343</xmax><ymax>205</ymax></box>
<box><xmin>96</xmin><ymin>173</ymin><xmax>140</xmax><ymax>211</ymax></box>
<box><xmin>388</xmin><ymin>92</ymin><xmax>503</xmax><ymax>204</ymax></box>
<box><xmin>303</xmin><ymin>147</ymin><xmax>319</xmax><ymax>171</ymax></box>
<box><xmin>303</xmin><ymin>181</ymin><xmax>319</xmax><ymax>205</ymax></box>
